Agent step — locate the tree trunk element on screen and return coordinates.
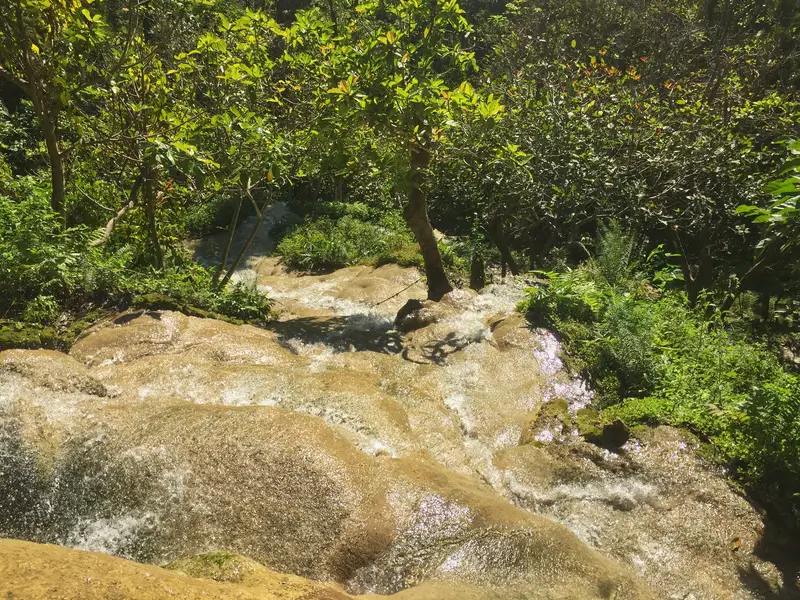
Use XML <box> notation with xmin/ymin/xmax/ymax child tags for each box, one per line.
<box><xmin>470</xmin><ymin>254</ymin><xmax>485</xmax><ymax>290</ymax></box>
<box><xmin>41</xmin><ymin>112</ymin><xmax>66</xmax><ymax>228</ymax></box>
<box><xmin>403</xmin><ymin>145</ymin><xmax>452</xmax><ymax>301</ymax></box>
<box><xmin>489</xmin><ymin>216</ymin><xmax>520</xmax><ymax>275</ymax></box>
<box><xmin>686</xmin><ymin>279</ymin><xmax>700</xmax><ymax>308</ymax></box>
<box><xmin>327</xmin><ymin>0</ymin><xmax>338</xmax><ymax>34</ymax></box>
<box><xmin>89</xmin><ymin>174</ymin><xmax>143</xmax><ymax>247</ymax></box>
<box><xmin>218</xmin><ymin>188</ymin><xmax>272</xmax><ymax>290</ymax></box>
<box><xmin>143</xmin><ymin>166</ymin><xmax>163</xmax><ymax>270</ymax></box>
<box><xmin>214</xmin><ymin>194</ymin><xmax>244</xmax><ymax>286</ymax></box>
<box><xmin>670</xmin><ymin>228</ymin><xmax>713</xmax><ymax>308</ymax></box>
<box><xmin>720</xmin><ymin>240</ymin><xmax>781</xmax><ymax>314</ymax></box>
<box><xmin>759</xmin><ymin>291</ymin><xmax>770</xmax><ymax>322</ymax></box>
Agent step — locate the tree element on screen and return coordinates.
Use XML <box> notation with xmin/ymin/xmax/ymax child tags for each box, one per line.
<box><xmin>288</xmin><ymin>0</ymin><xmax>501</xmax><ymax>300</ymax></box>
<box><xmin>730</xmin><ymin>139</ymin><xmax>800</xmax><ymax>314</ymax></box>
<box><xmin>196</xmin><ymin>9</ymin><xmax>299</xmax><ymax>288</ymax></box>
<box><xmin>75</xmin><ymin>0</ymin><xmax>215</xmax><ymax>268</ymax></box>
<box><xmin>0</xmin><ymin>0</ymin><xmax>104</xmax><ymax>227</ymax></box>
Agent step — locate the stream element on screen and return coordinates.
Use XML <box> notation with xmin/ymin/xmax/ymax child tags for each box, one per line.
<box><xmin>1</xmin><ymin>248</ymin><xmax>798</xmax><ymax>599</ymax></box>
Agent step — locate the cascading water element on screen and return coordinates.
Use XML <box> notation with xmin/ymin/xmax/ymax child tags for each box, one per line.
<box><xmin>1</xmin><ymin>255</ymin><xmax>797</xmax><ymax>599</ymax></box>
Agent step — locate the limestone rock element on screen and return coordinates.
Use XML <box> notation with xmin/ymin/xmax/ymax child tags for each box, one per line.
<box><xmin>0</xmin><ymin>348</ymin><xmax>107</xmax><ymax>396</ymax></box>
<box><xmin>0</xmin><ymin>539</ymin><xmax>349</xmax><ymax>600</ymax></box>
<box><xmin>394</xmin><ymin>299</ymin><xmax>448</xmax><ymax>332</ymax></box>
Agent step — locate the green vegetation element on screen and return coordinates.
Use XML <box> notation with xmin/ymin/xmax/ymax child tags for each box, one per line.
<box><xmin>518</xmin><ymin>226</ymin><xmax>800</xmax><ymax>526</ymax></box>
<box><xmin>275</xmin><ymin>204</ymin><xmax>470</xmax><ymax>275</ymax></box>
<box><xmin>0</xmin><ymin>176</ymin><xmax>271</xmax><ymax>341</ymax></box>
<box><xmin>277</xmin><ymin>214</ymin><xmax>422</xmax><ymax>272</ymax></box>
<box><xmin>0</xmin><ymin>0</ymin><xmax>799</xmax><ymax>526</ymax></box>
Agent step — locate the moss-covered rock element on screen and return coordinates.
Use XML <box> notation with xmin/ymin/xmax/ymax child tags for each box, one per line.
<box><xmin>0</xmin><ymin>310</ymin><xmax>111</xmax><ymax>352</ymax></box>
<box><xmin>165</xmin><ymin>551</ymin><xmax>263</xmax><ymax>584</ymax></box>
<box><xmin>164</xmin><ymin>551</ymin><xmax>347</xmax><ymax>597</ymax></box>
<box><xmin>131</xmin><ymin>294</ymin><xmax>244</xmax><ymax>325</ymax></box>
<box><xmin>519</xmin><ymin>398</ymin><xmax>570</xmax><ymax>446</ymax></box>
<box><xmin>0</xmin><ymin>320</ymin><xmax>57</xmax><ymax>351</ymax></box>
<box><xmin>577</xmin><ymin>407</ymin><xmax>630</xmax><ymax>450</ymax></box>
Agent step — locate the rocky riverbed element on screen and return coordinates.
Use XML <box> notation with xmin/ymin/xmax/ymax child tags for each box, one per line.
<box><xmin>1</xmin><ymin>258</ymin><xmax>797</xmax><ymax>599</ymax></box>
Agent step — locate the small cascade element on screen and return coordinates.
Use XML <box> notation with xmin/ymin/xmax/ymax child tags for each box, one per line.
<box><xmin>1</xmin><ymin>260</ymin><xmax>795</xmax><ymax>599</ymax></box>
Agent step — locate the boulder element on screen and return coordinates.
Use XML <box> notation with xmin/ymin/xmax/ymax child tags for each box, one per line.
<box><xmin>576</xmin><ymin>408</ymin><xmax>630</xmax><ymax>450</ymax></box>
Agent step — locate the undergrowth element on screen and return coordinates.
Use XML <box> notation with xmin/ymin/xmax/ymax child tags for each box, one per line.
<box><xmin>518</xmin><ymin>225</ymin><xmax>800</xmax><ymax>527</ymax></box>
<box><xmin>276</xmin><ymin>206</ymin><xmax>467</xmax><ymax>277</ymax></box>
<box><xmin>0</xmin><ymin>180</ymin><xmax>272</xmax><ymax>346</ymax></box>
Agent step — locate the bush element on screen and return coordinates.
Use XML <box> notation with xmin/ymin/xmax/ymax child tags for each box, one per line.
<box><xmin>22</xmin><ymin>296</ymin><xmax>60</xmax><ymax>326</ymax></box>
<box><xmin>184</xmin><ymin>195</ymin><xmax>239</xmax><ymax>237</ymax></box>
<box><xmin>0</xmin><ymin>178</ymin><xmax>271</xmax><ymax>328</ymax></box>
<box><xmin>276</xmin><ymin>214</ymin><xmax>420</xmax><ymax>272</ymax></box>
<box><xmin>518</xmin><ymin>268</ymin><xmax>657</xmax><ymax>402</ymax></box>
<box><xmin>608</xmin><ymin>303</ymin><xmax>800</xmax><ymax>523</ymax></box>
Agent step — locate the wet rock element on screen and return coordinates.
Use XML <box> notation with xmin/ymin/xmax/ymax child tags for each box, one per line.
<box><xmin>576</xmin><ymin>409</ymin><xmax>630</xmax><ymax>450</ymax></box>
<box><xmin>2</xmin><ymin>344</ymin><xmax>657</xmax><ymax>599</ymax></box>
<box><xmin>70</xmin><ymin>310</ymin><xmax>286</xmax><ymax>367</ymax></box>
<box><xmin>519</xmin><ymin>399</ymin><xmax>569</xmax><ymax>446</ymax></box>
<box><xmin>166</xmin><ymin>551</ymin><xmax>277</xmax><ymax>584</ymax></box>
<box><xmin>394</xmin><ymin>299</ymin><xmax>448</xmax><ymax>332</ymax></box>
<box><xmin>488</xmin><ymin>314</ymin><xmax>534</xmax><ymax>350</ymax></box>
<box><xmin>1</xmin><ymin>396</ymin><xmax>655</xmax><ymax>599</ymax></box>
<box><xmin>0</xmin><ymin>349</ymin><xmax>107</xmax><ymax>396</ymax></box>
<box><xmin>165</xmin><ymin>551</ymin><xmax>351</xmax><ymax>597</ymax></box>
<box><xmin>252</xmin><ymin>257</ymin><xmax>426</xmax><ymax>320</ymax></box>
<box><xmin>394</xmin><ymin>290</ymin><xmax>478</xmax><ymax>334</ymax></box>
<box><xmin>2</xmin><ymin>260</ymin><xmax>793</xmax><ymax>600</ymax></box>
<box><xmin>130</xmin><ymin>294</ymin><xmax>248</xmax><ymax>324</ymax></box>
<box><xmin>0</xmin><ymin>539</ymin><xmax>350</xmax><ymax>600</ymax></box>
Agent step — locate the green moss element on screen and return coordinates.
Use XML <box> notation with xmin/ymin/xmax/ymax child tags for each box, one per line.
<box><xmin>0</xmin><ymin>310</ymin><xmax>116</xmax><ymax>352</ymax></box>
<box><xmin>577</xmin><ymin>408</ymin><xmax>630</xmax><ymax>449</ymax></box>
<box><xmin>131</xmin><ymin>294</ymin><xmax>244</xmax><ymax>325</ymax></box>
<box><xmin>0</xmin><ymin>321</ymin><xmax>57</xmax><ymax>351</ymax></box>
<box><xmin>519</xmin><ymin>398</ymin><xmax>570</xmax><ymax>445</ymax></box>
<box><xmin>576</xmin><ymin>408</ymin><xmax>604</xmax><ymax>440</ymax></box>
<box><xmin>164</xmin><ymin>552</ymin><xmax>257</xmax><ymax>584</ymax></box>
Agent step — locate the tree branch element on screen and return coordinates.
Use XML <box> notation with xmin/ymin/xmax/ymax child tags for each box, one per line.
<box><xmin>0</xmin><ymin>65</ymin><xmax>31</xmax><ymax>94</ymax></box>
<box><xmin>89</xmin><ymin>175</ymin><xmax>144</xmax><ymax>247</ymax></box>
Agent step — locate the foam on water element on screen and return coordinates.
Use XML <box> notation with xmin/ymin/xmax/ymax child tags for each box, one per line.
<box><xmin>505</xmin><ymin>470</ymin><xmax>659</xmax><ymax>513</ymax></box>
<box><xmin>66</xmin><ymin>511</ymin><xmax>158</xmax><ymax>558</ymax></box>
<box><xmin>531</xmin><ymin>329</ymin><xmax>593</xmax><ymax>413</ymax></box>
<box><xmin>261</xmin><ymin>279</ymin><xmax>389</xmax><ymax>320</ymax></box>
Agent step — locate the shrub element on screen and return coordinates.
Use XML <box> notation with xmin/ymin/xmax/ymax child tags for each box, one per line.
<box><xmin>276</xmin><ymin>214</ymin><xmax>419</xmax><ymax>272</ymax></box>
<box><xmin>518</xmin><ymin>268</ymin><xmax>657</xmax><ymax>402</ymax></box>
<box><xmin>0</xmin><ymin>178</ymin><xmax>271</xmax><ymax>328</ymax></box>
<box><xmin>185</xmin><ymin>195</ymin><xmax>238</xmax><ymax>237</ymax></box>
<box><xmin>22</xmin><ymin>296</ymin><xmax>60</xmax><ymax>326</ymax></box>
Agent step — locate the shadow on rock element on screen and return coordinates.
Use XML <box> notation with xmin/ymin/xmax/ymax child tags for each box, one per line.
<box><xmin>739</xmin><ymin>518</ymin><xmax>800</xmax><ymax>599</ymax></box>
<box><xmin>270</xmin><ymin>315</ymin><xmax>404</xmax><ymax>355</ymax></box>
<box><xmin>401</xmin><ymin>332</ymin><xmax>475</xmax><ymax>365</ymax></box>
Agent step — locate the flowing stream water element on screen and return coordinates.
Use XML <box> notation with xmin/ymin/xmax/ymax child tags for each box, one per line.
<box><xmin>1</xmin><ymin>245</ymin><xmax>798</xmax><ymax>599</ymax></box>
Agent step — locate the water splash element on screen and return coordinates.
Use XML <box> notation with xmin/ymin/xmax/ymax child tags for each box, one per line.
<box><xmin>66</xmin><ymin>511</ymin><xmax>158</xmax><ymax>558</ymax></box>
